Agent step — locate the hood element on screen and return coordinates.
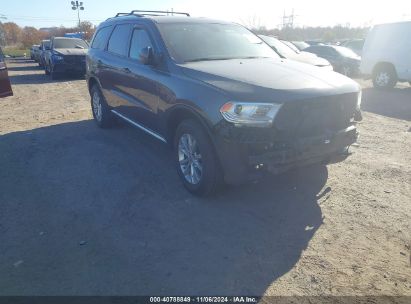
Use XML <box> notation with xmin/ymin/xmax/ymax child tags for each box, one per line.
<box><xmin>179</xmin><ymin>58</ymin><xmax>359</xmax><ymax>102</ymax></box>
<box><xmin>54</xmin><ymin>48</ymin><xmax>88</xmax><ymax>56</ymax></box>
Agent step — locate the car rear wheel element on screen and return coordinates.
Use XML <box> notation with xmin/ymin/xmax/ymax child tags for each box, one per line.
<box><xmin>372</xmin><ymin>65</ymin><xmax>397</xmax><ymax>89</ymax></box>
<box><xmin>174</xmin><ymin>119</ymin><xmax>222</xmax><ymax>196</ymax></box>
<box><xmin>90</xmin><ymin>85</ymin><xmax>114</xmax><ymax>128</ymax></box>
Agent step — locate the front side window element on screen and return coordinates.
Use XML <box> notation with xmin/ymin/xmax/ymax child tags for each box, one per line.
<box><xmin>158</xmin><ymin>23</ymin><xmax>278</xmax><ymax>62</ymax></box>
<box><xmin>107</xmin><ymin>24</ymin><xmax>132</xmax><ymax>56</ymax></box>
<box><xmin>129</xmin><ymin>28</ymin><xmax>153</xmax><ymax>60</ymax></box>
<box><xmin>91</xmin><ymin>26</ymin><xmax>113</xmax><ymax>50</ymax></box>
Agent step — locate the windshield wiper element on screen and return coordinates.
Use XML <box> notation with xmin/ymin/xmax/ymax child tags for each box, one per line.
<box><xmin>237</xmin><ymin>56</ymin><xmax>270</xmax><ymax>59</ymax></box>
<box><xmin>185</xmin><ymin>57</ymin><xmax>236</xmax><ymax>62</ymax></box>
<box><xmin>75</xmin><ymin>45</ymin><xmax>85</xmax><ymax>49</ymax></box>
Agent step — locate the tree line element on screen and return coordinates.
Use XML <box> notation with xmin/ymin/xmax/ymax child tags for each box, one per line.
<box><xmin>0</xmin><ymin>21</ymin><xmax>96</xmax><ymax>48</ymax></box>
<box><xmin>253</xmin><ymin>25</ymin><xmax>369</xmax><ymax>42</ymax></box>
<box><xmin>0</xmin><ymin>20</ymin><xmax>369</xmax><ymax>49</ymax></box>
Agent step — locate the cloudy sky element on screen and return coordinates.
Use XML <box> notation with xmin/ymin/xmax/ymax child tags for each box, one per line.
<box><xmin>2</xmin><ymin>0</ymin><xmax>410</xmax><ymax>29</ymax></box>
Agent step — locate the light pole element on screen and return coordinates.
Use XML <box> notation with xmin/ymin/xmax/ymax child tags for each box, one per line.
<box><xmin>71</xmin><ymin>1</ymin><xmax>84</xmax><ymax>28</ymax></box>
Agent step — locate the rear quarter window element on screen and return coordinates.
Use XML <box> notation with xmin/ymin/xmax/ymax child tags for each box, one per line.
<box><xmin>91</xmin><ymin>26</ymin><xmax>113</xmax><ymax>50</ymax></box>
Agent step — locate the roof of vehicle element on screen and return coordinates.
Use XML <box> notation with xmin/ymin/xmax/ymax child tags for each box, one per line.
<box><xmin>103</xmin><ymin>11</ymin><xmax>232</xmax><ymax>25</ymax></box>
<box><xmin>374</xmin><ymin>20</ymin><xmax>411</xmax><ymax>26</ymax></box>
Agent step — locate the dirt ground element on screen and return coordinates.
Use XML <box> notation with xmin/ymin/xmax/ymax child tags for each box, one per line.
<box><xmin>0</xmin><ymin>59</ymin><xmax>410</xmax><ymax>297</ymax></box>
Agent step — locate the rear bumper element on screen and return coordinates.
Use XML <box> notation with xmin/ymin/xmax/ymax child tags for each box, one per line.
<box><xmin>215</xmin><ymin>125</ymin><xmax>359</xmax><ymax>185</ymax></box>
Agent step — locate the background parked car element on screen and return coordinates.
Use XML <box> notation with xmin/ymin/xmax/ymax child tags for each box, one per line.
<box><xmin>259</xmin><ymin>35</ymin><xmax>333</xmax><ymax>70</ymax></box>
<box><xmin>360</xmin><ymin>21</ymin><xmax>411</xmax><ymax>88</ymax></box>
<box><xmin>290</xmin><ymin>41</ymin><xmax>310</xmax><ymax>51</ymax></box>
<box><xmin>304</xmin><ymin>45</ymin><xmax>361</xmax><ymax>77</ymax></box>
<box><xmin>33</xmin><ymin>45</ymin><xmax>42</xmax><ymax>63</ymax></box>
<box><xmin>30</xmin><ymin>45</ymin><xmax>40</xmax><ymax>61</ymax></box>
<box><xmin>305</xmin><ymin>40</ymin><xmax>323</xmax><ymax>46</ymax></box>
<box><xmin>0</xmin><ymin>47</ymin><xmax>13</xmax><ymax>98</ymax></box>
<box><xmin>38</xmin><ymin>40</ymin><xmax>51</xmax><ymax>68</ymax></box>
<box><xmin>342</xmin><ymin>39</ymin><xmax>364</xmax><ymax>56</ymax></box>
<box><xmin>44</xmin><ymin>37</ymin><xmax>89</xmax><ymax>79</ymax></box>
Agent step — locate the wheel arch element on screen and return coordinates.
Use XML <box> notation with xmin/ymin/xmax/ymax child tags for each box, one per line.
<box><xmin>165</xmin><ymin>105</ymin><xmax>216</xmax><ymax>147</ymax></box>
<box><xmin>87</xmin><ymin>76</ymin><xmax>102</xmax><ymax>93</ymax></box>
<box><xmin>372</xmin><ymin>61</ymin><xmax>397</xmax><ymax>77</ymax></box>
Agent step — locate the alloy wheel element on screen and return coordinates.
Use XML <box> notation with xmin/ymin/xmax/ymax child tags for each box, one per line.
<box><xmin>92</xmin><ymin>91</ymin><xmax>103</xmax><ymax>122</ymax></box>
<box><xmin>375</xmin><ymin>72</ymin><xmax>390</xmax><ymax>87</ymax></box>
<box><xmin>178</xmin><ymin>133</ymin><xmax>203</xmax><ymax>185</ymax></box>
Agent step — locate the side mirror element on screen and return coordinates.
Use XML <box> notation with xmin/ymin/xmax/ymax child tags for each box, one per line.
<box><xmin>139</xmin><ymin>46</ymin><xmax>154</xmax><ymax>65</ymax></box>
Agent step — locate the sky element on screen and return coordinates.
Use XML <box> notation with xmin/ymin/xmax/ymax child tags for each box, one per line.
<box><xmin>1</xmin><ymin>0</ymin><xmax>411</xmax><ymax>29</ymax></box>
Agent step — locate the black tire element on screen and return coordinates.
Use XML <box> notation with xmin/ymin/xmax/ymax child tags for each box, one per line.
<box><xmin>50</xmin><ymin>67</ymin><xmax>58</xmax><ymax>80</ymax></box>
<box><xmin>174</xmin><ymin>119</ymin><xmax>222</xmax><ymax>196</ymax></box>
<box><xmin>45</xmin><ymin>62</ymin><xmax>50</xmax><ymax>75</ymax></box>
<box><xmin>372</xmin><ymin>65</ymin><xmax>397</xmax><ymax>89</ymax></box>
<box><xmin>90</xmin><ymin>84</ymin><xmax>114</xmax><ymax>128</ymax></box>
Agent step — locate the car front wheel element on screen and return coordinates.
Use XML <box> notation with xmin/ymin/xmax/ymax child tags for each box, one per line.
<box><xmin>174</xmin><ymin>119</ymin><xmax>222</xmax><ymax>196</ymax></box>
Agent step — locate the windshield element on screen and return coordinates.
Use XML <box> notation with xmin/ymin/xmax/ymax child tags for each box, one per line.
<box><xmin>292</xmin><ymin>41</ymin><xmax>310</xmax><ymax>50</ymax></box>
<box><xmin>334</xmin><ymin>46</ymin><xmax>359</xmax><ymax>58</ymax></box>
<box><xmin>53</xmin><ymin>38</ymin><xmax>89</xmax><ymax>49</ymax></box>
<box><xmin>258</xmin><ymin>35</ymin><xmax>297</xmax><ymax>57</ymax></box>
<box><xmin>281</xmin><ymin>40</ymin><xmax>300</xmax><ymax>53</ymax></box>
<box><xmin>158</xmin><ymin>23</ymin><xmax>279</xmax><ymax>62</ymax></box>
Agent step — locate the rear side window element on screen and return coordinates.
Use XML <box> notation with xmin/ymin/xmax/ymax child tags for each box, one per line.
<box><xmin>129</xmin><ymin>28</ymin><xmax>153</xmax><ymax>60</ymax></box>
<box><xmin>107</xmin><ymin>24</ymin><xmax>132</xmax><ymax>56</ymax></box>
<box><xmin>91</xmin><ymin>26</ymin><xmax>113</xmax><ymax>50</ymax></box>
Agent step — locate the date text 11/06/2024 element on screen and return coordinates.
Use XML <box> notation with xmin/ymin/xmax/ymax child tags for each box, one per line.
<box><xmin>149</xmin><ymin>296</ymin><xmax>258</xmax><ymax>303</ymax></box>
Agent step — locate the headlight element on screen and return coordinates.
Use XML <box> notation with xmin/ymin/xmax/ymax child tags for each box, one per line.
<box><xmin>357</xmin><ymin>90</ymin><xmax>362</xmax><ymax>109</ymax></box>
<box><xmin>220</xmin><ymin>102</ymin><xmax>282</xmax><ymax>127</ymax></box>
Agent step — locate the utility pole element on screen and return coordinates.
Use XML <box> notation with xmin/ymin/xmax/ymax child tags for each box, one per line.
<box><xmin>71</xmin><ymin>1</ymin><xmax>85</xmax><ymax>28</ymax></box>
<box><xmin>281</xmin><ymin>9</ymin><xmax>297</xmax><ymax>29</ymax></box>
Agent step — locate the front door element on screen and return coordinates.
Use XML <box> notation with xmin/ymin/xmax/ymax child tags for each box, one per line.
<box><xmin>116</xmin><ymin>26</ymin><xmax>161</xmax><ymax>133</ymax></box>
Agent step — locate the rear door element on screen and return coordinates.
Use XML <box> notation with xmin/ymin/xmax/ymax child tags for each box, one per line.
<box><xmin>0</xmin><ymin>48</ymin><xmax>13</xmax><ymax>98</ymax></box>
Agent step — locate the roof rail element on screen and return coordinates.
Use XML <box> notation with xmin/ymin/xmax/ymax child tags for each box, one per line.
<box><xmin>114</xmin><ymin>10</ymin><xmax>190</xmax><ymax>18</ymax></box>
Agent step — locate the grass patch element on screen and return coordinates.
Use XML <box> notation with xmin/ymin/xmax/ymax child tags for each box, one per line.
<box><xmin>3</xmin><ymin>47</ymin><xmax>30</xmax><ymax>57</ymax></box>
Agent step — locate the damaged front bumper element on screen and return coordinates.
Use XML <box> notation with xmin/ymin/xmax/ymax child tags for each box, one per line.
<box><xmin>214</xmin><ymin>124</ymin><xmax>359</xmax><ymax>185</ymax></box>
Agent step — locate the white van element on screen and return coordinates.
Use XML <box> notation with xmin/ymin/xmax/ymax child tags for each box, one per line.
<box><xmin>360</xmin><ymin>21</ymin><xmax>411</xmax><ymax>88</ymax></box>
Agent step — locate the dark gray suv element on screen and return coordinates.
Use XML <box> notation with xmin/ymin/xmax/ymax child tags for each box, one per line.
<box><xmin>86</xmin><ymin>10</ymin><xmax>362</xmax><ymax>196</ymax></box>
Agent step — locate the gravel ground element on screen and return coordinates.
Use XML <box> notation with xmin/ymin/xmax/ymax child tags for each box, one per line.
<box><xmin>0</xmin><ymin>59</ymin><xmax>410</xmax><ymax>297</ymax></box>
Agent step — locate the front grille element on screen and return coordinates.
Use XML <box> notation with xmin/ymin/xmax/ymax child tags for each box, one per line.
<box><xmin>64</xmin><ymin>55</ymin><xmax>85</xmax><ymax>65</ymax></box>
<box><xmin>275</xmin><ymin>93</ymin><xmax>357</xmax><ymax>137</ymax></box>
